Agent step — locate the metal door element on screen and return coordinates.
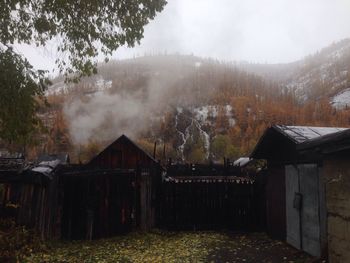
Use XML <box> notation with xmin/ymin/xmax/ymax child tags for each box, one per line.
<box><xmin>285</xmin><ymin>165</ymin><xmax>301</xmax><ymax>249</ymax></box>
<box><xmin>299</xmin><ymin>164</ymin><xmax>321</xmax><ymax>257</ymax></box>
<box><xmin>285</xmin><ymin>164</ymin><xmax>322</xmax><ymax>257</ymax></box>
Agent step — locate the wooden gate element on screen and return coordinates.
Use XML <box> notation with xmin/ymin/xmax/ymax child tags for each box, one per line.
<box><xmin>61</xmin><ymin>170</ymin><xmax>136</xmax><ymax>240</ymax></box>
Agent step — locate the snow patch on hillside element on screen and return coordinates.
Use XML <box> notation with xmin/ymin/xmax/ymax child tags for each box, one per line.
<box><xmin>46</xmin><ymin>81</ymin><xmax>69</xmax><ymax>95</ymax></box>
<box><xmin>46</xmin><ymin>76</ymin><xmax>112</xmax><ymax>96</ymax></box>
<box><xmin>174</xmin><ymin>105</ymin><xmax>236</xmax><ymax>161</ymax></box>
<box><xmin>331</xmin><ymin>88</ymin><xmax>350</xmax><ymax>109</ymax></box>
<box><xmin>95</xmin><ymin>78</ymin><xmax>112</xmax><ymax>90</ymax></box>
<box><xmin>193</xmin><ymin>105</ymin><xmax>235</xmax><ymax>127</ymax></box>
<box><xmin>285</xmin><ymin>40</ymin><xmax>350</xmax><ymax>102</ymax></box>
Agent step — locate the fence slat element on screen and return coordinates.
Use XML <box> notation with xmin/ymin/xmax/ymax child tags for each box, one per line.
<box><xmin>161</xmin><ymin>181</ymin><xmax>257</xmax><ymax>230</ymax></box>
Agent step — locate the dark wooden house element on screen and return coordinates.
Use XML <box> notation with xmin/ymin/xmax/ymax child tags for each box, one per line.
<box><xmin>60</xmin><ymin>135</ymin><xmax>162</xmax><ymax>240</ymax></box>
<box><xmin>0</xmin><ymin>135</ymin><xmax>162</xmax><ymax>240</ymax></box>
<box><xmin>251</xmin><ymin>125</ymin><xmax>346</xmax><ymax>257</ymax></box>
<box><xmin>298</xmin><ymin>129</ymin><xmax>350</xmax><ymax>262</ymax></box>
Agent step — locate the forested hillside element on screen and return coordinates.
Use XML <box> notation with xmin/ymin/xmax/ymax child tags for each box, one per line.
<box><xmin>33</xmin><ymin>40</ymin><xmax>350</xmax><ymax>163</ymax></box>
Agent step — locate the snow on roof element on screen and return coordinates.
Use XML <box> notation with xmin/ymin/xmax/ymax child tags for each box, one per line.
<box><xmin>297</xmin><ymin>128</ymin><xmax>350</xmax><ymax>152</ymax></box>
<box><xmin>37</xmin><ymin>160</ymin><xmax>61</xmax><ymax>169</ymax></box>
<box><xmin>38</xmin><ymin>153</ymin><xmax>69</xmax><ymax>164</ymax></box>
<box><xmin>233</xmin><ymin>157</ymin><xmax>251</xmax><ymax>167</ymax></box>
<box><xmin>275</xmin><ymin>125</ymin><xmax>348</xmax><ymax>143</ymax></box>
<box><xmin>31</xmin><ymin>159</ymin><xmax>62</xmax><ymax>178</ymax></box>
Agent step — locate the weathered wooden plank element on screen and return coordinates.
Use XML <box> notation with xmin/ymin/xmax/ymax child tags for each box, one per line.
<box><xmin>160</xmin><ymin>180</ymin><xmax>257</xmax><ymax>230</ymax></box>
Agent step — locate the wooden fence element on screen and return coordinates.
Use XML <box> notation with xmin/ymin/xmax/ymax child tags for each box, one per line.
<box><xmin>17</xmin><ymin>174</ymin><xmax>61</xmax><ymax>239</ymax></box>
<box><xmin>160</xmin><ymin>177</ymin><xmax>258</xmax><ymax>231</ymax></box>
<box><xmin>2</xmin><ymin>162</ymin><xmax>266</xmax><ymax>239</ymax></box>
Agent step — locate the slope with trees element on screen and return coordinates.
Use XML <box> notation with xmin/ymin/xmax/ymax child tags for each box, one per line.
<box><xmin>39</xmin><ymin>50</ymin><xmax>350</xmax><ymax>163</ymax></box>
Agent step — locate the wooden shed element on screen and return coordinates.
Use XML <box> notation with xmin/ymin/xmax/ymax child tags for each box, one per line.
<box><xmin>17</xmin><ymin>154</ymin><xmax>69</xmax><ymax>239</ymax></box>
<box><xmin>298</xmin><ymin>129</ymin><xmax>350</xmax><ymax>262</ymax></box>
<box><xmin>60</xmin><ymin>167</ymin><xmax>138</xmax><ymax>240</ymax></box>
<box><xmin>251</xmin><ymin>125</ymin><xmax>346</xmax><ymax>257</ymax></box>
<box><xmin>61</xmin><ymin>135</ymin><xmax>163</xmax><ymax>239</ymax></box>
<box><xmin>88</xmin><ymin>134</ymin><xmax>162</xmax><ymax>232</ymax></box>
<box><xmin>0</xmin><ymin>135</ymin><xmax>162</xmax><ymax>240</ymax></box>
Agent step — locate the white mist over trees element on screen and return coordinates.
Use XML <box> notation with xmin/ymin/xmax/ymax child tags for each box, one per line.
<box><xmin>0</xmin><ymin>0</ymin><xmax>167</xmax><ymax>150</ymax></box>
<box><xmin>46</xmin><ymin>39</ymin><xmax>350</xmax><ymax>163</ymax></box>
<box><xmin>54</xmin><ymin>54</ymin><xmax>287</xmax><ymax>162</ymax></box>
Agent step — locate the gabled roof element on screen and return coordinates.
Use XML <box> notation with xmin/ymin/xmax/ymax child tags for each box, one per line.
<box><xmin>250</xmin><ymin>125</ymin><xmax>348</xmax><ymax>161</ymax></box>
<box><xmin>119</xmin><ymin>135</ymin><xmax>158</xmax><ymax>162</ymax></box>
<box><xmin>89</xmin><ymin>134</ymin><xmax>158</xmax><ymax>164</ymax></box>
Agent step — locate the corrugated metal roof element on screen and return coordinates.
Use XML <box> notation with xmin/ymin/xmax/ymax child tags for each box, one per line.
<box><xmin>297</xmin><ymin>128</ymin><xmax>350</xmax><ymax>152</ymax></box>
<box><xmin>275</xmin><ymin>125</ymin><xmax>348</xmax><ymax>143</ymax></box>
<box><xmin>250</xmin><ymin>125</ymin><xmax>349</xmax><ymax>160</ymax></box>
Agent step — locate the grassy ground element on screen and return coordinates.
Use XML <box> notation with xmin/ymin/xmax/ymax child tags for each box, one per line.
<box><xmin>20</xmin><ymin>231</ymin><xmax>313</xmax><ymax>263</ymax></box>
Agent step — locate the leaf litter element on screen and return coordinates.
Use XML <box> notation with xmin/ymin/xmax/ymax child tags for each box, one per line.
<box><xmin>23</xmin><ymin>231</ymin><xmax>313</xmax><ymax>263</ymax></box>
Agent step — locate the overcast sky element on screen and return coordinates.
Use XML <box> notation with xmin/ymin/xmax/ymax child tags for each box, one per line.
<box><xmin>16</xmin><ymin>0</ymin><xmax>350</xmax><ymax>72</ymax></box>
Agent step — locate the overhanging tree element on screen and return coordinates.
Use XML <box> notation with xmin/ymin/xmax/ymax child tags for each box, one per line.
<box><xmin>0</xmin><ymin>0</ymin><xmax>167</xmax><ymax>148</ymax></box>
<box><xmin>0</xmin><ymin>48</ymin><xmax>47</xmax><ymax>149</ymax></box>
<box><xmin>1</xmin><ymin>0</ymin><xmax>167</xmax><ymax>77</ymax></box>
